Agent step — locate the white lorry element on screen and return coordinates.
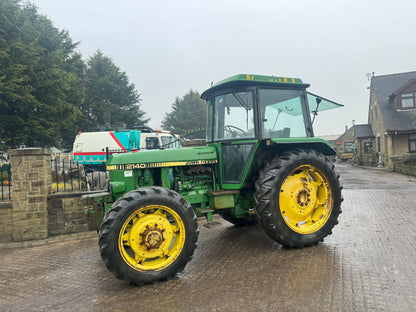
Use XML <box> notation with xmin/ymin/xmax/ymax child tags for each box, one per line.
<box><xmin>73</xmin><ymin>126</ymin><xmax>179</xmax><ymax>166</ymax></box>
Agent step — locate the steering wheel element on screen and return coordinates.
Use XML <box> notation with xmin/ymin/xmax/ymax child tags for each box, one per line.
<box><xmin>225</xmin><ymin>125</ymin><xmax>246</xmax><ymax>137</ymax></box>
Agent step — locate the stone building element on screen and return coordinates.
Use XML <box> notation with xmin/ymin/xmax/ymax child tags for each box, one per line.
<box><xmin>336</xmin><ymin>71</ymin><xmax>416</xmax><ymax>167</ymax></box>
<box><xmin>352</xmin><ymin>124</ymin><xmax>375</xmax><ymax>165</ymax></box>
<box><xmin>368</xmin><ymin>71</ymin><xmax>416</xmax><ymax>167</ymax></box>
<box><xmin>334</xmin><ymin>124</ymin><xmax>375</xmax><ymax>165</ymax></box>
<box><xmin>334</xmin><ymin>126</ymin><xmax>355</xmax><ymax>162</ymax></box>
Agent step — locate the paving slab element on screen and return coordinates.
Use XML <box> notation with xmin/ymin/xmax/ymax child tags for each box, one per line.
<box><xmin>0</xmin><ymin>163</ymin><xmax>415</xmax><ymax>312</ymax></box>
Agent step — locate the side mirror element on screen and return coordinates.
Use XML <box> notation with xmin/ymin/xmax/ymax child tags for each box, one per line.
<box><xmin>311</xmin><ymin>98</ymin><xmax>322</xmax><ymax>125</ymax></box>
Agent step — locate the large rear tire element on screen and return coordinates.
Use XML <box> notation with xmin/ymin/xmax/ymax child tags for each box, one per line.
<box><xmin>99</xmin><ymin>187</ymin><xmax>198</xmax><ymax>285</ymax></box>
<box><xmin>254</xmin><ymin>149</ymin><xmax>342</xmax><ymax>248</ymax></box>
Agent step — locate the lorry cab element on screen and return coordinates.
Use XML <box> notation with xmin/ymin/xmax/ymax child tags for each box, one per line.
<box><xmin>141</xmin><ymin>130</ymin><xmax>180</xmax><ymax>150</ymax></box>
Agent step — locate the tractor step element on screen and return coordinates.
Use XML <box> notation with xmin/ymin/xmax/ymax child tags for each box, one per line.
<box><xmin>203</xmin><ymin>221</ymin><xmax>222</xmax><ymax>229</ymax></box>
<box><xmin>195</xmin><ymin>207</ymin><xmax>214</xmax><ymax>215</ymax></box>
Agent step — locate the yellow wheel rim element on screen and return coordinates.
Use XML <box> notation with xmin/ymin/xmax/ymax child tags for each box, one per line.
<box><xmin>279</xmin><ymin>165</ymin><xmax>333</xmax><ymax>234</ymax></box>
<box><xmin>118</xmin><ymin>205</ymin><xmax>186</xmax><ymax>271</ymax></box>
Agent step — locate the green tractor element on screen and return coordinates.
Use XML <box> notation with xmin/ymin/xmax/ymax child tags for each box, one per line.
<box><xmin>88</xmin><ymin>74</ymin><xmax>343</xmax><ymax>285</ymax></box>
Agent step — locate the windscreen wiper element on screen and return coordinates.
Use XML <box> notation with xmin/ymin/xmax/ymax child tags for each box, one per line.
<box><xmin>232</xmin><ymin>92</ymin><xmax>251</xmax><ymax>111</ymax></box>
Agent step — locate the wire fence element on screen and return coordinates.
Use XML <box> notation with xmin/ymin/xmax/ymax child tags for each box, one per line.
<box><xmin>1</xmin><ymin>153</ymin><xmax>112</xmax><ymax>202</ymax></box>
<box><xmin>51</xmin><ymin>157</ymin><xmax>108</xmax><ymax>193</ymax></box>
<box><xmin>0</xmin><ymin>163</ymin><xmax>11</xmax><ymax>201</ymax></box>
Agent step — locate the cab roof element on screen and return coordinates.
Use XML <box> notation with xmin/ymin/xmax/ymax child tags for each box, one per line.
<box><xmin>201</xmin><ymin>74</ymin><xmax>310</xmax><ymax>99</ymax></box>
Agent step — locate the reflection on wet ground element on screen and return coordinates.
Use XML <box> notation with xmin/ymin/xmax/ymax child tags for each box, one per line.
<box><xmin>0</xmin><ymin>163</ymin><xmax>415</xmax><ymax>311</ymax></box>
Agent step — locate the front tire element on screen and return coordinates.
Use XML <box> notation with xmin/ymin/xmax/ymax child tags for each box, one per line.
<box><xmin>254</xmin><ymin>149</ymin><xmax>342</xmax><ymax>248</ymax></box>
<box><xmin>99</xmin><ymin>187</ymin><xmax>198</xmax><ymax>285</ymax></box>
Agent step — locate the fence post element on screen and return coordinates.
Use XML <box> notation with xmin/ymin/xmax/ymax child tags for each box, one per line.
<box><xmin>9</xmin><ymin>148</ymin><xmax>51</xmax><ymax>241</ymax></box>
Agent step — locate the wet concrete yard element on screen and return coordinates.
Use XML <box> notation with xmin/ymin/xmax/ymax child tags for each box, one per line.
<box><xmin>1</xmin><ymin>163</ymin><xmax>415</xmax><ymax>311</ymax></box>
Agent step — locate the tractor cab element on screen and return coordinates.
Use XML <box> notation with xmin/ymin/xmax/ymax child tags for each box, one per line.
<box><xmin>201</xmin><ymin>74</ymin><xmax>342</xmax><ymax>186</ymax></box>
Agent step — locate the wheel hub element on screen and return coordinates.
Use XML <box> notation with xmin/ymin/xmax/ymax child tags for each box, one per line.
<box><xmin>296</xmin><ymin>188</ymin><xmax>311</xmax><ymax>207</ymax></box>
<box><xmin>291</xmin><ymin>182</ymin><xmax>317</xmax><ymax>213</ymax></box>
<box><xmin>140</xmin><ymin>225</ymin><xmax>165</xmax><ymax>250</ymax></box>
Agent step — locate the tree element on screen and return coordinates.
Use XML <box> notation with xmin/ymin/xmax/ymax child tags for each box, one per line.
<box><xmin>162</xmin><ymin>90</ymin><xmax>207</xmax><ymax>139</ymax></box>
<box><xmin>0</xmin><ymin>1</ymin><xmax>147</xmax><ymax>151</ymax></box>
<box><xmin>0</xmin><ymin>0</ymin><xmax>83</xmax><ymax>150</ymax></box>
<box><xmin>81</xmin><ymin>51</ymin><xmax>148</xmax><ymax>131</ymax></box>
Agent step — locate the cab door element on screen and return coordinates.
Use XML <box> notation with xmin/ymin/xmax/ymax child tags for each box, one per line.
<box><xmin>220</xmin><ymin>141</ymin><xmax>257</xmax><ymax>185</ymax></box>
<box><xmin>211</xmin><ymin>88</ymin><xmax>258</xmax><ymax>187</ymax></box>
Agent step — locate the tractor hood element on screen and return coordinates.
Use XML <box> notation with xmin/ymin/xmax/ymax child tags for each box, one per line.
<box><xmin>106</xmin><ymin>146</ymin><xmax>218</xmax><ymax>171</ymax></box>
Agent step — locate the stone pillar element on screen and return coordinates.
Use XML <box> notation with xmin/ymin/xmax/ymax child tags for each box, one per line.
<box><xmin>9</xmin><ymin>148</ymin><xmax>51</xmax><ymax>241</ymax></box>
<box><xmin>387</xmin><ymin>134</ymin><xmax>394</xmax><ymax>168</ymax></box>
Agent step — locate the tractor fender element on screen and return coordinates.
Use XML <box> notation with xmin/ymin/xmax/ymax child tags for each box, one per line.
<box><xmin>266</xmin><ymin>140</ymin><xmax>336</xmax><ymax>156</ymax></box>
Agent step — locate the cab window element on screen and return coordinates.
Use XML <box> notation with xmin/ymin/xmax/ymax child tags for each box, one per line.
<box><xmin>213</xmin><ymin>91</ymin><xmax>255</xmax><ymax>140</ymax></box>
<box><xmin>259</xmin><ymin>88</ymin><xmax>311</xmax><ymax>138</ymax></box>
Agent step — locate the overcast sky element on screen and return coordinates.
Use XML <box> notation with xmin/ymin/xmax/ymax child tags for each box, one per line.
<box><xmin>33</xmin><ymin>0</ymin><xmax>416</xmax><ymax>136</ymax></box>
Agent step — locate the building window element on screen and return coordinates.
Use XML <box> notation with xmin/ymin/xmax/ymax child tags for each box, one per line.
<box><xmin>399</xmin><ymin>93</ymin><xmax>416</xmax><ymax>109</ymax></box>
<box><xmin>364</xmin><ymin>141</ymin><xmax>373</xmax><ymax>154</ymax></box>
<box><xmin>395</xmin><ymin>80</ymin><xmax>416</xmax><ymax>110</ymax></box>
<box><xmin>410</xmin><ymin>134</ymin><xmax>416</xmax><ymax>152</ymax></box>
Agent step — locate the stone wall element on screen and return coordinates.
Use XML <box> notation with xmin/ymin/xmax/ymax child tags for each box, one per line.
<box><xmin>0</xmin><ymin>202</ymin><xmax>13</xmax><ymax>242</ymax></box>
<box><xmin>391</xmin><ymin>157</ymin><xmax>416</xmax><ymax>177</ymax></box>
<box><xmin>1</xmin><ymin>148</ymin><xmax>91</xmax><ymax>242</ymax></box>
<box><xmin>392</xmin><ymin>164</ymin><xmax>416</xmax><ymax>176</ymax></box>
<box><xmin>392</xmin><ymin>134</ymin><xmax>412</xmax><ymax>155</ymax></box>
<box><xmin>48</xmin><ymin>194</ymin><xmax>90</xmax><ymax>235</ymax></box>
<box><xmin>9</xmin><ymin>148</ymin><xmax>51</xmax><ymax>241</ymax></box>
